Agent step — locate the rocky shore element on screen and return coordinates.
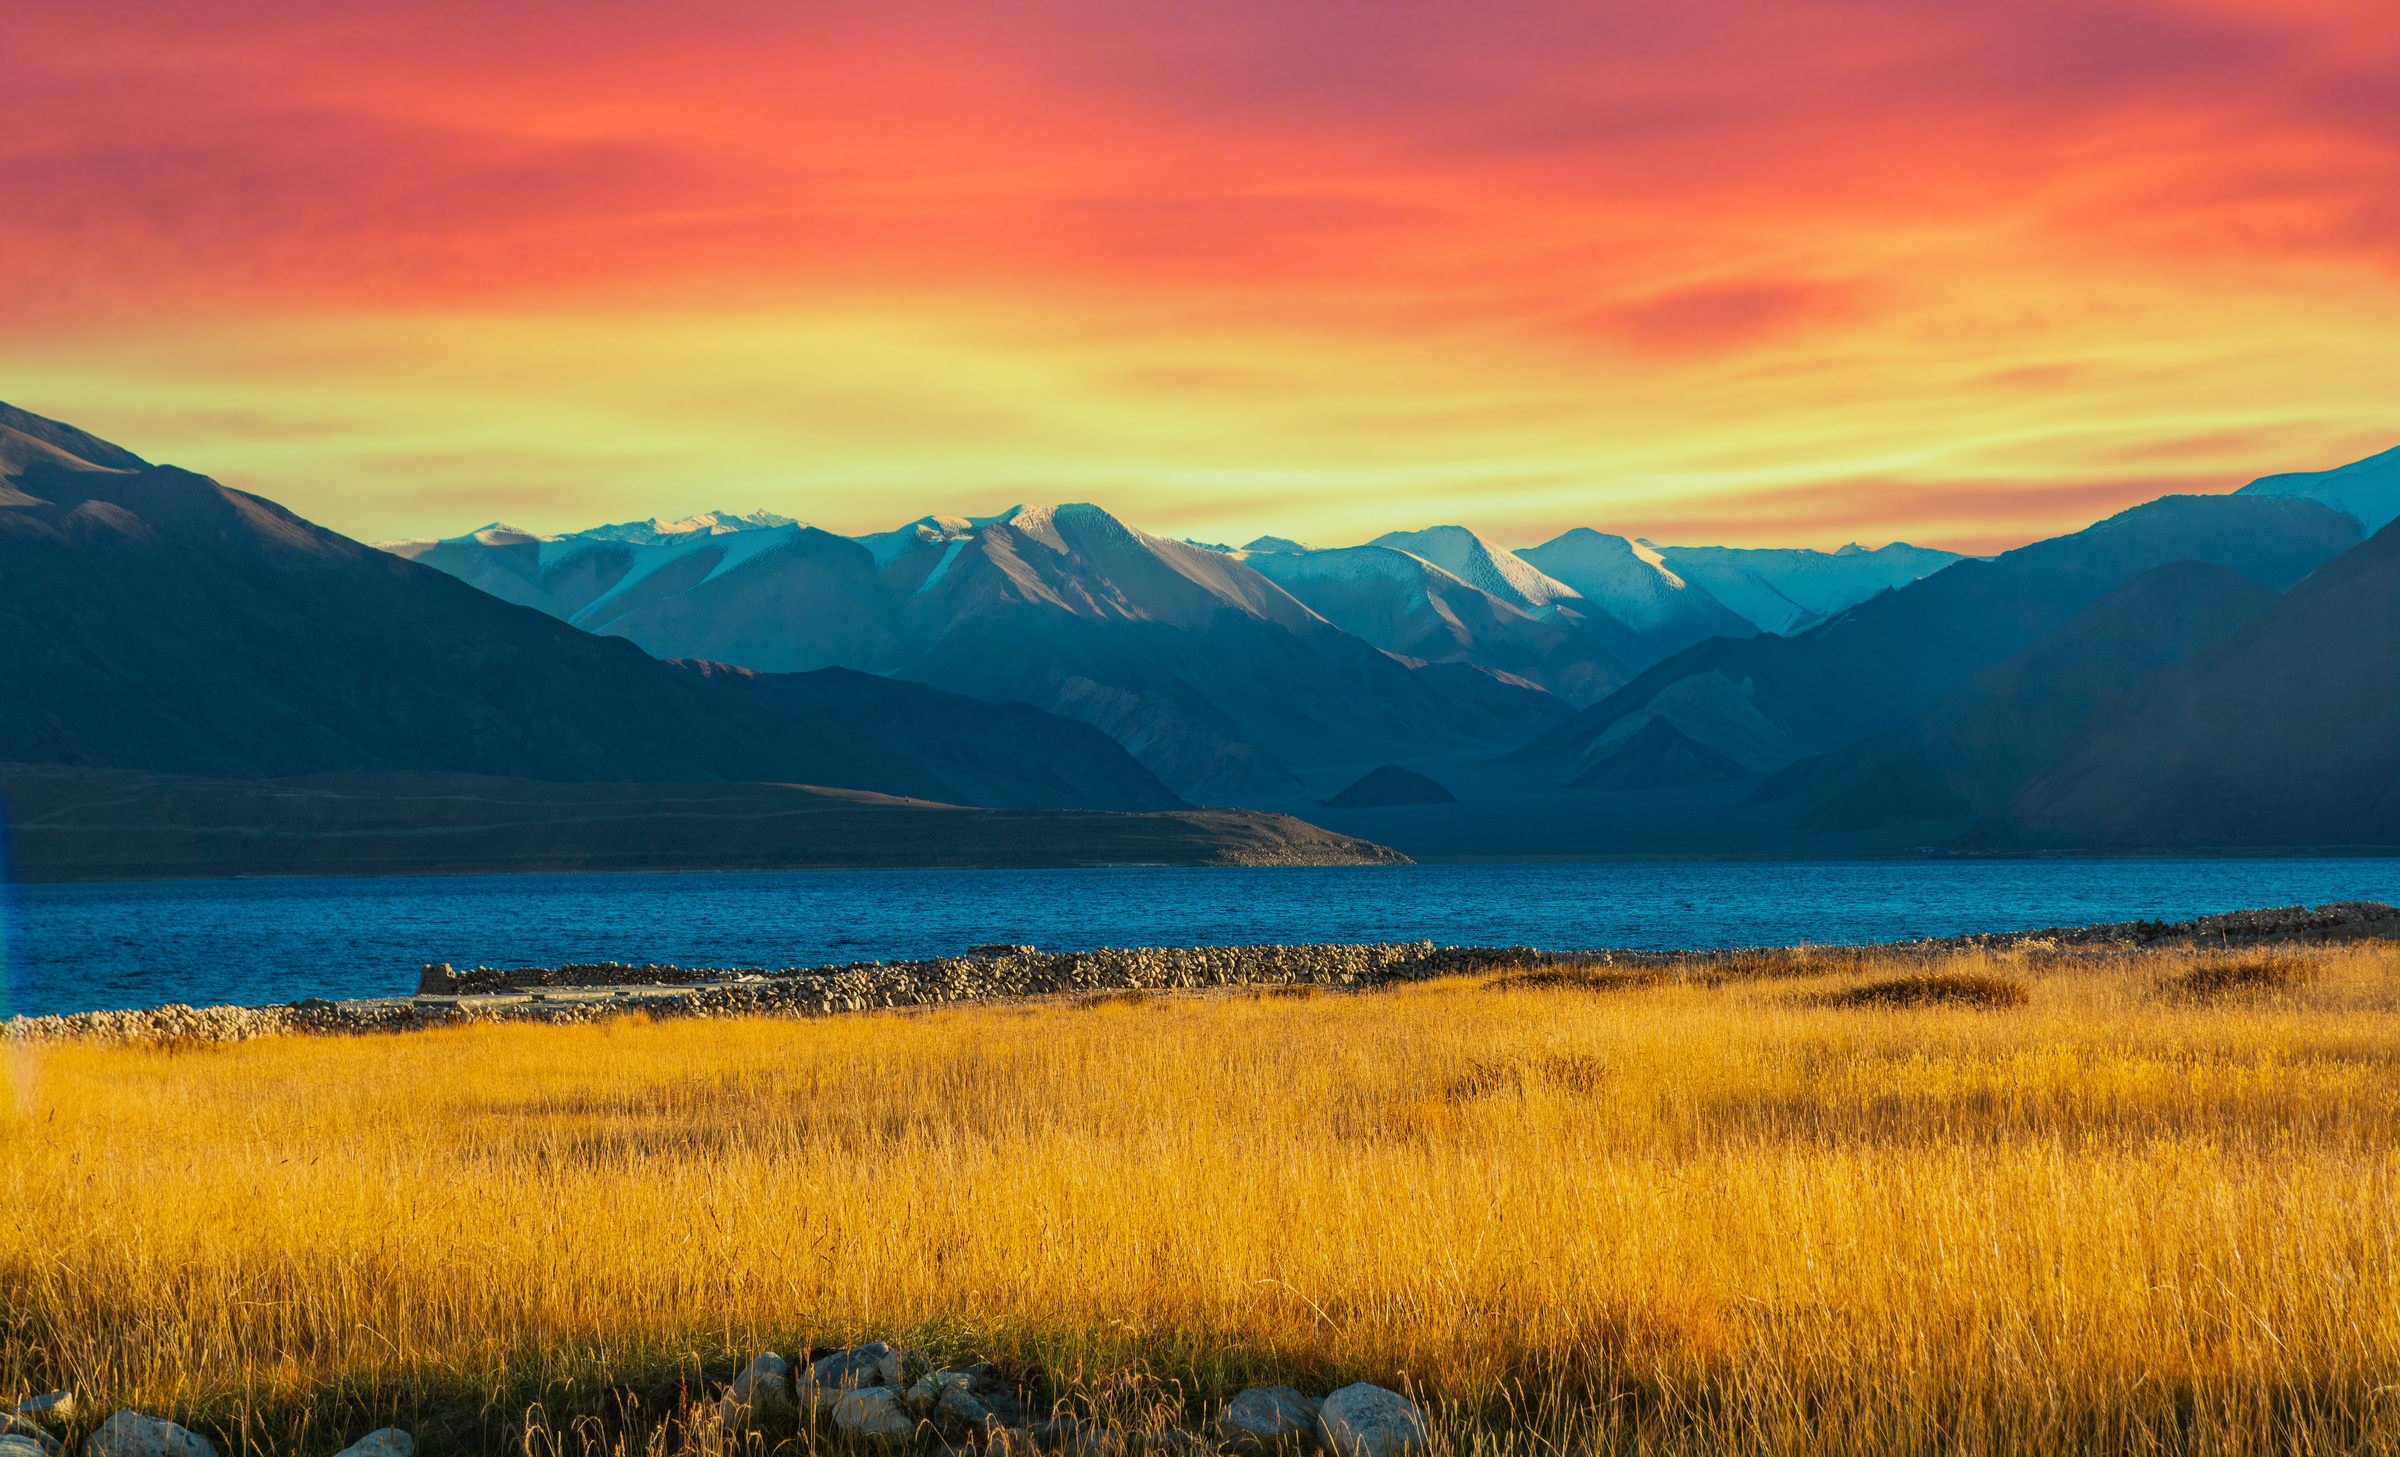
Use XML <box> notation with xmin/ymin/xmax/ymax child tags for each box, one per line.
<box><xmin>5</xmin><ymin>902</ymin><xmax>2389</xmax><ymax>1048</ymax></box>
<box><xmin>1910</xmin><ymin>898</ymin><xmax>2400</xmax><ymax>951</ymax></box>
<box><xmin>0</xmin><ymin>1343</ymin><xmax>1436</xmax><ymax>1457</ymax></box>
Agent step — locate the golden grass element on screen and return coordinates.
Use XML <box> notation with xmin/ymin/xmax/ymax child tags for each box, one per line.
<box><xmin>5</xmin><ymin>941</ymin><xmax>2400</xmax><ymax>1457</ymax></box>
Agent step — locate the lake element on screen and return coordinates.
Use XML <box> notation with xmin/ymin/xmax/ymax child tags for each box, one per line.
<box><xmin>6</xmin><ymin>858</ymin><xmax>2394</xmax><ymax>1017</ymax></box>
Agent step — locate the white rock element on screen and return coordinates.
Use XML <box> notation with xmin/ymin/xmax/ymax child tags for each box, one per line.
<box><xmin>803</xmin><ymin>1344</ymin><xmax>894</xmax><ymax>1413</ymax></box>
<box><xmin>12</xmin><ymin>1398</ymin><xmax>69</xmax><ymax>1422</ymax></box>
<box><xmin>877</xmin><ymin>1347</ymin><xmax>931</xmax><ymax>1391</ymax></box>
<box><xmin>833</xmin><ymin>1388</ymin><xmax>918</xmax><ymax>1445</ymax></box>
<box><xmin>0</xmin><ymin>1417</ymin><xmax>59</xmax><ymax>1457</ymax></box>
<box><xmin>83</xmin><ymin>1413</ymin><xmax>218</xmax><ymax>1457</ymax></box>
<box><xmin>1315</xmin><ymin>1386</ymin><xmax>1426</xmax><ymax>1457</ymax></box>
<box><xmin>720</xmin><ymin>1352</ymin><xmax>795</xmax><ymax>1431</ymax></box>
<box><xmin>1216</xmin><ymin>1388</ymin><xmax>1318</xmax><ymax>1450</ymax></box>
<box><xmin>331</xmin><ymin>1430</ymin><xmax>412</xmax><ymax>1457</ymax></box>
<box><xmin>2</xmin><ymin>1434</ymin><xmax>53</xmax><ymax>1457</ymax></box>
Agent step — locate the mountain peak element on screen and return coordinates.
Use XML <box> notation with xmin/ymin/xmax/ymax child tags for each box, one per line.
<box><xmin>2235</xmin><ymin>439</ymin><xmax>2400</xmax><ymax>530</ymax></box>
<box><xmin>570</xmin><ymin>509</ymin><xmax>798</xmax><ymax>545</ymax></box>
<box><xmin>1367</xmin><ymin>525</ymin><xmax>1584</xmax><ymax>618</ymax></box>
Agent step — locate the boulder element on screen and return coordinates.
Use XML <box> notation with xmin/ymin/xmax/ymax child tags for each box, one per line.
<box><xmin>12</xmin><ymin>1397</ymin><xmax>70</xmax><ymax>1422</ymax></box>
<box><xmin>833</xmin><ymin>1388</ymin><xmax>918</xmax><ymax>1445</ymax></box>
<box><xmin>1216</xmin><ymin>1388</ymin><xmax>1319</xmax><ymax>1452</ymax></box>
<box><xmin>906</xmin><ymin>1368</ymin><xmax>1030</xmax><ymax>1440</ymax></box>
<box><xmin>83</xmin><ymin>1413</ymin><xmax>218</xmax><ymax>1457</ymax></box>
<box><xmin>720</xmin><ymin>1352</ymin><xmax>795</xmax><ymax>1432</ymax></box>
<box><xmin>877</xmin><ymin>1346</ymin><xmax>932</xmax><ymax>1391</ymax></box>
<box><xmin>803</xmin><ymin>1344</ymin><xmax>895</xmax><ymax>1413</ymax></box>
<box><xmin>0</xmin><ymin>1417</ymin><xmax>59</xmax><ymax>1457</ymax></box>
<box><xmin>1315</xmin><ymin>1387</ymin><xmax>1426</xmax><ymax>1457</ymax></box>
<box><xmin>2</xmin><ymin>1435</ymin><xmax>53</xmax><ymax>1457</ymax></box>
<box><xmin>331</xmin><ymin>1431</ymin><xmax>413</xmax><ymax>1457</ymax></box>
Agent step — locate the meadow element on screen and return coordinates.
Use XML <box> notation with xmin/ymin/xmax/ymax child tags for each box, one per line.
<box><xmin>3</xmin><ymin>940</ymin><xmax>2397</xmax><ymax>1457</ymax></box>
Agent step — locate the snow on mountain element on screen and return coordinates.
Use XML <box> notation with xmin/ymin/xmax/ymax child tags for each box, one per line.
<box><xmin>1640</xmin><ymin>540</ymin><xmax>1964</xmax><ymax>635</ymax></box>
<box><xmin>1514</xmin><ymin>528</ymin><xmax>1758</xmax><ymax>655</ymax></box>
<box><xmin>855</xmin><ymin>512</ymin><xmax>1011</xmax><ymax>567</ymax></box>
<box><xmin>2234</xmin><ymin>441</ymin><xmax>2400</xmax><ymax>530</ymax></box>
<box><xmin>1242</xmin><ymin>535</ymin><xmax>1312</xmax><ymax>553</ymax></box>
<box><xmin>1238</xmin><ymin>544</ymin><xmax>1629</xmax><ymax>704</ymax></box>
<box><xmin>390</xmin><ymin>499</ymin><xmax>1557</xmax><ymax>798</ymax></box>
<box><xmin>1366</xmin><ymin>525</ymin><xmax>1583</xmax><ymax>618</ymax></box>
<box><xmin>570</xmin><ymin>509</ymin><xmax>797</xmax><ymax>544</ymax></box>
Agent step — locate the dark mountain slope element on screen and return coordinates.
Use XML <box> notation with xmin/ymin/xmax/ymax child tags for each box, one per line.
<box><xmin>1</xmin><ymin>766</ymin><xmax>1386</xmax><ymax>882</ymax></box>
<box><xmin>1507</xmin><ymin>495</ymin><xmax>2362</xmax><ymax>781</ymax></box>
<box><xmin>0</xmin><ymin>404</ymin><xmax>1181</xmax><ymax>812</ymax></box>
<box><xmin>1569</xmin><ymin>717</ymin><xmax>1750</xmax><ymax>791</ymax></box>
<box><xmin>1751</xmin><ymin>560</ymin><xmax>2277</xmax><ymax>830</ymax></box>
<box><xmin>1963</xmin><ymin>520</ymin><xmax>2400</xmax><ymax>850</ymax></box>
<box><xmin>1323</xmin><ymin>765</ymin><xmax>1456</xmax><ymax>807</ymax></box>
<box><xmin>671</xmin><ymin>661</ymin><xmax>1184</xmax><ymax>811</ymax></box>
<box><xmin>1241</xmin><ymin>543</ymin><xmax>1636</xmax><ymax>705</ymax></box>
<box><xmin>877</xmin><ymin>506</ymin><xmax>1547</xmax><ymax>795</ymax></box>
<box><xmin>395</xmin><ymin>503</ymin><xmax>1585</xmax><ymax>798</ymax></box>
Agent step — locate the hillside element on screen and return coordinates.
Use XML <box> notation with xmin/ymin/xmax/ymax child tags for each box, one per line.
<box><xmin>0</xmin><ymin>765</ymin><xmax>1397</xmax><ymax>881</ymax></box>
<box><xmin>1506</xmin><ymin>494</ymin><xmax>2363</xmax><ymax>785</ymax></box>
<box><xmin>397</xmin><ymin>503</ymin><xmax>1560</xmax><ymax>798</ymax></box>
<box><xmin>1751</xmin><ymin>560</ymin><xmax>2278</xmax><ymax>829</ymax></box>
<box><xmin>0</xmin><ymin>403</ymin><xmax>1181</xmax><ymax>813</ymax></box>
<box><xmin>1963</xmin><ymin>519</ymin><xmax>2400</xmax><ymax>850</ymax></box>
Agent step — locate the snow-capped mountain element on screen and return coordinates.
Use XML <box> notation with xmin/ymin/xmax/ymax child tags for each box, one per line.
<box><xmin>1510</xmin><ymin>494</ymin><xmax>2363</xmax><ymax>787</ymax></box>
<box><xmin>390</xmin><ymin>502</ymin><xmax>1555</xmax><ymax>798</ymax></box>
<box><xmin>1359</xmin><ymin>525</ymin><xmax>1661</xmax><ymax>672</ymax></box>
<box><xmin>1514</xmin><ymin>528</ymin><xmax>1757</xmax><ymax>656</ymax></box>
<box><xmin>1366</xmin><ymin>525</ymin><xmax>1581</xmax><ymax>618</ymax></box>
<box><xmin>0</xmin><ymin>401</ymin><xmax>1178</xmax><ymax>812</ymax></box>
<box><xmin>2234</xmin><ymin>442</ymin><xmax>2400</xmax><ymax>530</ymax></box>
<box><xmin>569</xmin><ymin>509</ymin><xmax>797</xmax><ymax>544</ymax></box>
<box><xmin>1236</xmin><ymin>543</ymin><xmax>1632</xmax><ymax>705</ymax></box>
<box><xmin>1637</xmin><ymin>540</ymin><xmax>1965</xmax><ymax>635</ymax></box>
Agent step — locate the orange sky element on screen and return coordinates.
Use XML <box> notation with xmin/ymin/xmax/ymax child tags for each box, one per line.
<box><xmin>6</xmin><ymin>0</ymin><xmax>2398</xmax><ymax>552</ymax></box>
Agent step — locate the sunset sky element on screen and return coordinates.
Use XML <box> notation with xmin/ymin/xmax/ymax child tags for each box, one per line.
<box><xmin>7</xmin><ymin>0</ymin><xmax>2398</xmax><ymax>553</ymax></box>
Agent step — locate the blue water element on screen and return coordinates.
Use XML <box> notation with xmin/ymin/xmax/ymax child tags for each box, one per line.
<box><xmin>4</xmin><ymin>859</ymin><xmax>2393</xmax><ymax>1018</ymax></box>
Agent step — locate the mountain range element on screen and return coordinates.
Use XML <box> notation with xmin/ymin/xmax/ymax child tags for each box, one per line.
<box><xmin>381</xmin><ymin>503</ymin><xmax>1968</xmax><ymax>796</ymax></box>
<box><xmin>8</xmin><ymin>396</ymin><xmax>2395</xmax><ymax>862</ymax></box>
<box><xmin>0</xmin><ymin>403</ymin><xmax>1178</xmax><ymax>813</ymax></box>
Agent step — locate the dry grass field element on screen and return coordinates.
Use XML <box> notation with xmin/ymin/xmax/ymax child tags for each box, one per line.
<box><xmin>4</xmin><ymin>940</ymin><xmax>2398</xmax><ymax>1457</ymax></box>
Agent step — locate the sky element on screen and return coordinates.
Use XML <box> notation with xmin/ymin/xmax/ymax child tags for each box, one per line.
<box><xmin>6</xmin><ymin>0</ymin><xmax>2398</xmax><ymax>554</ymax></box>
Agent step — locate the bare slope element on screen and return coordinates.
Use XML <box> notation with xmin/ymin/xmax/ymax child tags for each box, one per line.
<box><xmin>396</xmin><ymin>503</ymin><xmax>1558</xmax><ymax>798</ymax></box>
<box><xmin>1507</xmin><ymin>495</ymin><xmax>2362</xmax><ymax>785</ymax></box>
<box><xmin>0</xmin><ymin>403</ymin><xmax>1179</xmax><ymax>812</ymax></box>
<box><xmin>1751</xmin><ymin>560</ymin><xmax>2279</xmax><ymax>830</ymax></box>
<box><xmin>1963</xmin><ymin>519</ymin><xmax>2400</xmax><ymax>850</ymax></box>
<box><xmin>0</xmin><ymin>765</ymin><xmax>1402</xmax><ymax>881</ymax></box>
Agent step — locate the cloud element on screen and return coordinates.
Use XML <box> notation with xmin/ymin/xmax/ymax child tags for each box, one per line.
<box><xmin>8</xmin><ymin>0</ymin><xmax>2399</xmax><ymax>546</ymax></box>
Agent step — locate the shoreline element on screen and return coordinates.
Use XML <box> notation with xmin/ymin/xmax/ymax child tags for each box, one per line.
<box><xmin>8</xmin><ymin>901</ymin><xmax>2392</xmax><ymax>1046</ymax></box>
